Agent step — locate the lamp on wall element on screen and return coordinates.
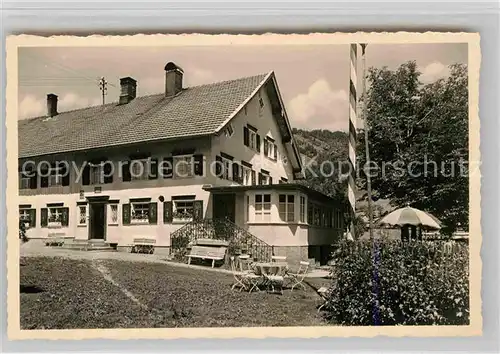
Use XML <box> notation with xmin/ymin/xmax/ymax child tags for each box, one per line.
<box><xmin>159</xmin><ymin>196</ymin><xmax>165</xmax><ymax>202</ymax></box>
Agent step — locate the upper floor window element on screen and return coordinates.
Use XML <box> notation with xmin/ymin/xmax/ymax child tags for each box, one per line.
<box><xmin>243</xmin><ymin>125</ymin><xmax>261</xmax><ymax>153</ymax></box>
<box><xmin>255</xmin><ymin>194</ymin><xmax>271</xmax><ymax>222</ymax></box>
<box><xmin>90</xmin><ymin>162</ymin><xmax>104</xmax><ymax>184</ymax></box>
<box><xmin>130</xmin><ymin>158</ymin><xmax>150</xmax><ymax>181</ymax></box>
<box><xmin>19</xmin><ymin>169</ymin><xmax>32</xmax><ymax>189</ymax></box>
<box><xmin>215</xmin><ymin>153</ymin><xmax>233</xmax><ymax>180</ymax></box>
<box><xmin>241</xmin><ymin>165</ymin><xmax>252</xmax><ymax>186</ymax></box>
<box><xmin>279</xmin><ymin>194</ymin><xmax>295</xmax><ymax>222</ymax></box>
<box><xmin>173</xmin><ymin>155</ymin><xmax>194</xmax><ymax>179</ymax></box>
<box><xmin>264</xmin><ymin>137</ymin><xmax>277</xmax><ymax>160</ymax></box>
<box><xmin>259</xmin><ymin>170</ymin><xmax>271</xmax><ymax>185</ymax></box>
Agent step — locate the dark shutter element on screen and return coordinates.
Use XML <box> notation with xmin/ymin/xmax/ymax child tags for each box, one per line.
<box><xmin>251</xmin><ymin>170</ymin><xmax>256</xmax><ymax>185</ymax></box>
<box><xmin>61</xmin><ymin>162</ymin><xmax>70</xmax><ymax>186</ymax></box>
<box><xmin>193</xmin><ymin>154</ymin><xmax>204</xmax><ymax>176</ymax></box>
<box><xmin>163</xmin><ymin>157</ymin><xmax>173</xmax><ymax>179</ymax></box>
<box><xmin>82</xmin><ymin>164</ymin><xmax>91</xmax><ymax>185</ymax></box>
<box><xmin>273</xmin><ymin>145</ymin><xmax>278</xmax><ymax>160</ymax></box>
<box><xmin>258</xmin><ymin>172</ymin><xmax>263</xmax><ymax>185</ymax></box>
<box><xmin>149</xmin><ymin>158</ymin><xmax>158</xmax><ymax>180</ymax></box>
<box><xmin>122</xmin><ymin>161</ymin><xmax>131</xmax><ymax>182</ymax></box>
<box><xmin>29</xmin><ymin>209</ymin><xmax>36</xmax><ymax>228</ymax></box>
<box><xmin>122</xmin><ymin>204</ymin><xmax>131</xmax><ymax>225</ymax></box>
<box><xmin>41</xmin><ymin>208</ymin><xmax>48</xmax><ymax>227</ymax></box>
<box><xmin>193</xmin><ymin>200</ymin><xmax>203</xmax><ymax>221</ymax></box>
<box><xmin>149</xmin><ymin>202</ymin><xmax>158</xmax><ymax>224</ymax></box>
<box><xmin>269</xmin><ymin>177</ymin><xmax>273</xmax><ymax>185</ymax></box>
<box><xmin>215</xmin><ymin>155</ymin><xmax>223</xmax><ymax>178</ymax></box>
<box><xmin>243</xmin><ymin>127</ymin><xmax>249</xmax><ymax>146</ymax></box>
<box><xmin>163</xmin><ymin>201</ymin><xmax>173</xmax><ymax>223</ymax></box>
<box><xmin>61</xmin><ymin>207</ymin><xmax>69</xmax><ymax>226</ymax></box>
<box><xmin>29</xmin><ymin>171</ymin><xmax>37</xmax><ymax>189</ymax></box>
<box><xmin>104</xmin><ymin>161</ymin><xmax>114</xmax><ymax>184</ymax></box>
<box><xmin>256</xmin><ymin>135</ymin><xmax>261</xmax><ymax>152</ymax></box>
<box><xmin>232</xmin><ymin>162</ymin><xmax>240</xmax><ymax>183</ymax></box>
<box><xmin>264</xmin><ymin>139</ymin><xmax>269</xmax><ymax>156</ymax></box>
<box><xmin>40</xmin><ymin>168</ymin><xmax>49</xmax><ymax>188</ymax></box>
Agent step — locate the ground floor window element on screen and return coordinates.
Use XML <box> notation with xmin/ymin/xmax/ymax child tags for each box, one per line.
<box><xmin>78</xmin><ymin>205</ymin><xmax>87</xmax><ymax>226</ymax></box>
<box><xmin>255</xmin><ymin>194</ymin><xmax>271</xmax><ymax>222</ymax></box>
<box><xmin>49</xmin><ymin>207</ymin><xmax>63</xmax><ymax>224</ymax></box>
<box><xmin>300</xmin><ymin>196</ymin><xmax>306</xmax><ymax>223</ymax></box>
<box><xmin>110</xmin><ymin>204</ymin><xmax>118</xmax><ymax>224</ymax></box>
<box><xmin>173</xmin><ymin>198</ymin><xmax>194</xmax><ymax>221</ymax></box>
<box><xmin>278</xmin><ymin>194</ymin><xmax>295</xmax><ymax>222</ymax></box>
<box><xmin>131</xmin><ymin>203</ymin><xmax>150</xmax><ymax>224</ymax></box>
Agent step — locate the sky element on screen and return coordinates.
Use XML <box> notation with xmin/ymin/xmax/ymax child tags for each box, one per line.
<box><xmin>18</xmin><ymin>43</ymin><xmax>468</xmax><ymax>132</ymax></box>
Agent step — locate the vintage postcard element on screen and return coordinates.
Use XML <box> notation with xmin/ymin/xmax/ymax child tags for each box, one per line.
<box><xmin>6</xmin><ymin>32</ymin><xmax>481</xmax><ymax>340</ymax></box>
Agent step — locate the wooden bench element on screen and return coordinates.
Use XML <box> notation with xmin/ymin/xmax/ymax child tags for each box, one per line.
<box><xmin>130</xmin><ymin>238</ymin><xmax>156</xmax><ymax>254</ymax></box>
<box><xmin>187</xmin><ymin>241</ymin><xmax>228</xmax><ymax>268</ymax></box>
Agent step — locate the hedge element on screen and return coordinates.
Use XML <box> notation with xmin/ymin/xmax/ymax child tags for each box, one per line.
<box><xmin>323</xmin><ymin>238</ymin><xmax>469</xmax><ymax>325</ymax></box>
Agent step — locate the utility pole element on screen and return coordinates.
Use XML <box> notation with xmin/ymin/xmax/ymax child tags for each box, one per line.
<box><xmin>98</xmin><ymin>77</ymin><xmax>108</xmax><ymax>105</ymax></box>
<box><xmin>361</xmin><ymin>44</ymin><xmax>374</xmax><ymax>242</ymax></box>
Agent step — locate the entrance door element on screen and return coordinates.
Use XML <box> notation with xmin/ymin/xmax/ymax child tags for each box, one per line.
<box><xmin>212</xmin><ymin>194</ymin><xmax>236</xmax><ymax>223</ymax></box>
<box><xmin>89</xmin><ymin>203</ymin><xmax>106</xmax><ymax>240</ymax></box>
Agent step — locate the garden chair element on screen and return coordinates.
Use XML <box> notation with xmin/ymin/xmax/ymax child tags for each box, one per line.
<box><xmin>230</xmin><ymin>256</ymin><xmax>261</xmax><ymax>292</ymax></box>
<box><xmin>230</xmin><ymin>256</ymin><xmax>248</xmax><ymax>292</ymax></box>
<box><xmin>286</xmin><ymin>261</ymin><xmax>310</xmax><ymax>291</ymax></box>
<box><xmin>271</xmin><ymin>255</ymin><xmax>287</xmax><ymax>263</ymax></box>
<box><xmin>238</xmin><ymin>254</ymin><xmax>253</xmax><ymax>272</ymax></box>
<box><xmin>317</xmin><ymin>286</ymin><xmax>332</xmax><ymax>312</ymax></box>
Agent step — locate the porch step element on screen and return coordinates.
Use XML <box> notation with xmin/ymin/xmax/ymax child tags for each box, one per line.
<box><xmin>57</xmin><ymin>239</ymin><xmax>115</xmax><ymax>252</ymax></box>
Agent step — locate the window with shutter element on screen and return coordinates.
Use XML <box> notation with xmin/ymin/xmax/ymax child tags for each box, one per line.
<box><xmin>193</xmin><ymin>154</ymin><xmax>204</xmax><ymax>176</ymax></box>
<box><xmin>40</xmin><ymin>167</ymin><xmax>49</xmax><ymax>188</ymax></box>
<box><xmin>29</xmin><ymin>171</ymin><xmax>37</xmax><ymax>189</ymax></box>
<box><xmin>193</xmin><ymin>200</ymin><xmax>203</xmax><ymax>221</ymax></box>
<box><xmin>232</xmin><ymin>162</ymin><xmax>240</xmax><ymax>182</ymax></box>
<box><xmin>243</xmin><ymin>126</ymin><xmax>249</xmax><ymax>146</ymax></box>
<box><xmin>121</xmin><ymin>162</ymin><xmax>131</xmax><ymax>182</ymax></box>
<box><xmin>162</xmin><ymin>157</ymin><xmax>173</xmax><ymax>179</ymax></box>
<box><xmin>61</xmin><ymin>162</ymin><xmax>70</xmax><ymax>186</ymax></box>
<box><xmin>29</xmin><ymin>208</ymin><xmax>36</xmax><ymax>228</ymax></box>
<box><xmin>215</xmin><ymin>155</ymin><xmax>223</xmax><ymax>178</ymax></box>
<box><xmin>148</xmin><ymin>202</ymin><xmax>158</xmax><ymax>224</ymax></box>
<box><xmin>82</xmin><ymin>164</ymin><xmax>91</xmax><ymax>185</ymax></box>
<box><xmin>251</xmin><ymin>170</ymin><xmax>256</xmax><ymax>185</ymax></box>
<box><xmin>263</xmin><ymin>139</ymin><xmax>269</xmax><ymax>156</ymax></box>
<box><xmin>41</xmin><ymin>208</ymin><xmax>48</xmax><ymax>227</ymax></box>
<box><xmin>104</xmin><ymin>161</ymin><xmax>114</xmax><ymax>184</ymax></box>
<box><xmin>61</xmin><ymin>207</ymin><xmax>69</xmax><ymax>226</ymax></box>
<box><xmin>122</xmin><ymin>204</ymin><xmax>131</xmax><ymax>225</ymax></box>
<box><xmin>163</xmin><ymin>201</ymin><xmax>173</xmax><ymax>223</ymax></box>
<box><xmin>149</xmin><ymin>158</ymin><xmax>158</xmax><ymax>180</ymax></box>
<box><xmin>256</xmin><ymin>135</ymin><xmax>261</xmax><ymax>152</ymax></box>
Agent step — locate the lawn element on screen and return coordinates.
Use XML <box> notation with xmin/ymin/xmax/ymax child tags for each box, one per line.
<box><xmin>20</xmin><ymin>257</ymin><xmax>326</xmax><ymax>329</ymax></box>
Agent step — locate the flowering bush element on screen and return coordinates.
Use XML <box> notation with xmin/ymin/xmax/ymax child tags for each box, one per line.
<box><xmin>323</xmin><ymin>238</ymin><xmax>469</xmax><ymax>325</ymax></box>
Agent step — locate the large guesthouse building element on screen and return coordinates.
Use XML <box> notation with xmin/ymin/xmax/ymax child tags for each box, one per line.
<box><xmin>18</xmin><ymin>62</ymin><xmax>344</xmax><ymax>264</ymax></box>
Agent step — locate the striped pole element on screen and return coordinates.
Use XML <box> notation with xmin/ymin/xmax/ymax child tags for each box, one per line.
<box><xmin>347</xmin><ymin>44</ymin><xmax>358</xmax><ymax>241</ymax></box>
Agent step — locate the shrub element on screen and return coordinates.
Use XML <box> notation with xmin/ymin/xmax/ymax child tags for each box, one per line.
<box><xmin>324</xmin><ymin>238</ymin><xmax>469</xmax><ymax>325</ymax></box>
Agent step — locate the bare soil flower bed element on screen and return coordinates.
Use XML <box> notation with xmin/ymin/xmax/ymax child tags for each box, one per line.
<box><xmin>20</xmin><ymin>257</ymin><xmax>325</xmax><ymax>329</ymax></box>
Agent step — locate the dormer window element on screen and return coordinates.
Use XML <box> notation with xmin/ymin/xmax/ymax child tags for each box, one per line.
<box><xmin>264</xmin><ymin>137</ymin><xmax>277</xmax><ymax>161</ymax></box>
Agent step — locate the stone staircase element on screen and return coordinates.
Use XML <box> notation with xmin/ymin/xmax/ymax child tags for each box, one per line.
<box><xmin>58</xmin><ymin>239</ymin><xmax>115</xmax><ymax>252</ymax></box>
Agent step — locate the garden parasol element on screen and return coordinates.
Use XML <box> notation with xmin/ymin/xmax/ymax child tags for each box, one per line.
<box><xmin>378</xmin><ymin>206</ymin><xmax>442</xmax><ymax>230</ymax></box>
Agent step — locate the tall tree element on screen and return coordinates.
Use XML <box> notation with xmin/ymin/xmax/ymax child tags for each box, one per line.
<box><xmin>358</xmin><ymin>61</ymin><xmax>468</xmax><ymax>234</ymax></box>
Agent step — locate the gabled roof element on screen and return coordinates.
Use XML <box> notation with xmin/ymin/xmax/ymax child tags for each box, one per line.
<box><xmin>18</xmin><ymin>73</ymin><xmax>268</xmax><ymax>158</ymax></box>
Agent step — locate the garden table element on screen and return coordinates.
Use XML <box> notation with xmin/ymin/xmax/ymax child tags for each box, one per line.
<box><xmin>252</xmin><ymin>262</ymin><xmax>288</xmax><ymax>276</ymax></box>
<box><xmin>252</xmin><ymin>262</ymin><xmax>288</xmax><ymax>294</ymax></box>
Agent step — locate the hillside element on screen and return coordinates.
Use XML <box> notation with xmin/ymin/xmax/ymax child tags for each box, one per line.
<box><xmin>292</xmin><ymin>128</ymin><xmax>348</xmax><ymax>162</ymax></box>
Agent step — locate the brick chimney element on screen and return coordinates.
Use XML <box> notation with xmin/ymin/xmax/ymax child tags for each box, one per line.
<box><xmin>47</xmin><ymin>93</ymin><xmax>58</xmax><ymax>117</ymax></box>
<box><xmin>164</xmin><ymin>62</ymin><xmax>183</xmax><ymax>97</ymax></box>
<box><xmin>119</xmin><ymin>77</ymin><xmax>137</xmax><ymax>105</ymax></box>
